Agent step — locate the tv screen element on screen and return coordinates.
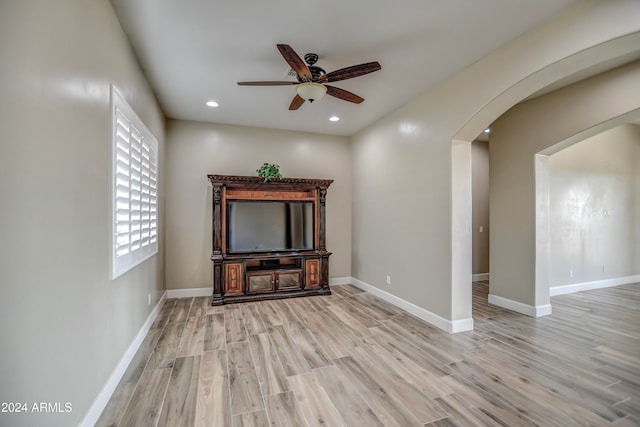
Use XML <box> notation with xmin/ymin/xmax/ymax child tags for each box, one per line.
<box><xmin>227</xmin><ymin>201</ymin><xmax>314</xmax><ymax>253</ymax></box>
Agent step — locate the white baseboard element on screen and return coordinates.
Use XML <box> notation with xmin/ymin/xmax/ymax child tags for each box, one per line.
<box><xmin>166</xmin><ymin>287</ymin><xmax>212</xmax><ymax>298</ymax></box>
<box><xmin>79</xmin><ymin>291</ymin><xmax>167</xmax><ymax>427</ymax></box>
<box><xmin>350</xmin><ymin>277</ymin><xmax>473</xmax><ymax>333</ymax></box>
<box><xmin>550</xmin><ymin>274</ymin><xmax>640</xmax><ymax>296</ymax></box>
<box><xmin>488</xmin><ymin>293</ymin><xmax>552</xmax><ymax>317</ymax></box>
<box><xmin>472</xmin><ymin>273</ymin><xmax>490</xmax><ymax>281</ymax></box>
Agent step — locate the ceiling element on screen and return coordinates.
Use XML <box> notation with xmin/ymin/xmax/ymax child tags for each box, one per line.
<box><xmin>110</xmin><ymin>0</ymin><xmax>581</xmax><ymax>137</ymax></box>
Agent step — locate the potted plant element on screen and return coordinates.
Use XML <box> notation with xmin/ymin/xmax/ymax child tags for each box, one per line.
<box><xmin>256</xmin><ymin>163</ymin><xmax>283</xmax><ymax>182</ymax></box>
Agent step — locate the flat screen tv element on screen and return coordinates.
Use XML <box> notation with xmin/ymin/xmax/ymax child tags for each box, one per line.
<box><xmin>227</xmin><ymin>201</ymin><xmax>314</xmax><ymax>253</ymax></box>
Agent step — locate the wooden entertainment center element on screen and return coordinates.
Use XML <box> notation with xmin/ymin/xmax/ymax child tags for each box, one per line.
<box><xmin>207</xmin><ymin>174</ymin><xmax>333</xmax><ymax>305</ymax></box>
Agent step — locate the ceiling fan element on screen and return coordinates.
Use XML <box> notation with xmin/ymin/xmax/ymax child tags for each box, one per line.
<box><xmin>237</xmin><ymin>44</ymin><xmax>381</xmax><ymax>110</ymax></box>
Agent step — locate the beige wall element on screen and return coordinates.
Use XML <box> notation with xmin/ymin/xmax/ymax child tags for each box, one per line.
<box><xmin>164</xmin><ymin>120</ymin><xmax>351</xmax><ymax>290</ymax></box>
<box><xmin>352</xmin><ymin>1</ymin><xmax>640</xmax><ymax>324</ymax></box>
<box><xmin>1</xmin><ymin>1</ymin><xmax>640</xmax><ymax>424</ymax></box>
<box><xmin>0</xmin><ymin>1</ymin><xmax>165</xmax><ymax>426</ymax></box>
<box><xmin>549</xmin><ymin>124</ymin><xmax>640</xmax><ymax>286</ymax></box>
<box><xmin>490</xmin><ymin>61</ymin><xmax>640</xmax><ymax>308</ymax></box>
<box><xmin>472</xmin><ymin>141</ymin><xmax>490</xmax><ymax>275</ymax></box>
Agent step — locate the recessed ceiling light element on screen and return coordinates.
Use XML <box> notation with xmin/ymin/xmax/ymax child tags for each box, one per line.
<box><xmin>329</xmin><ymin>116</ymin><xmax>340</xmax><ymax>122</ymax></box>
<box><xmin>206</xmin><ymin>100</ymin><xmax>219</xmax><ymax>107</ymax></box>
<box><xmin>484</xmin><ymin>128</ymin><xmax>490</xmax><ymax>133</ymax></box>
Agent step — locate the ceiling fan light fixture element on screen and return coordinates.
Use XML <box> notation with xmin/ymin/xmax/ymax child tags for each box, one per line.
<box><xmin>296</xmin><ymin>82</ymin><xmax>327</xmax><ymax>102</ymax></box>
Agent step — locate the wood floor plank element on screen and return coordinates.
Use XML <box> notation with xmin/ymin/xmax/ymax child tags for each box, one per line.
<box><xmin>334</xmin><ymin>298</ymin><xmax>381</xmax><ymax>327</ymax></box>
<box><xmin>226</xmin><ymin>307</ymin><xmax>248</xmax><ymax>343</ymax></box>
<box><xmin>203</xmin><ymin>313</ymin><xmax>226</xmax><ymax>351</ymax></box>
<box><xmin>285</xmin><ymin>320</ymin><xmax>332</xmax><ymax>370</ymax></box>
<box><xmin>267</xmin><ymin>324</ymin><xmax>311</xmax><ymax>376</ymax></box>
<box><xmin>312</xmin><ymin>365</ymin><xmax>385</xmax><ymax>427</ymax></box>
<box><xmin>326</xmin><ymin>304</ymin><xmax>372</xmax><ymax>337</ymax></box>
<box><xmin>196</xmin><ymin>349</ymin><xmax>231</xmax><ymax>427</ymax></box>
<box><xmin>448</xmin><ymin>356</ymin><xmax>608</xmax><ymax>426</ymax></box>
<box><xmin>254</xmin><ymin>300</ymin><xmax>284</xmax><ymax>327</ymax></box>
<box><xmin>300</xmin><ymin>310</ymin><xmax>354</xmax><ymax>359</ymax></box>
<box><xmin>367</xmin><ymin>324</ymin><xmax>451</xmax><ymax>377</ymax></box>
<box><xmin>242</xmin><ymin>304</ymin><xmax>267</xmax><ymax>336</ymax></box>
<box><xmin>287</xmin><ymin>372</ymin><xmax>347</xmax><ymax>426</ymax></box>
<box><xmin>264</xmin><ymin>391</ymin><xmax>307</xmax><ymax>427</ymax></box>
<box><xmin>248</xmin><ymin>333</ymin><xmax>289</xmax><ymax>396</ymax></box>
<box><xmin>270</xmin><ymin>299</ymin><xmax>301</xmax><ymax>323</ymax></box>
<box><xmin>354</xmin><ymin>293</ymin><xmax>405</xmax><ymax>317</ymax></box>
<box><xmin>284</xmin><ymin>297</ymin><xmax>314</xmax><ymax>320</ymax></box>
<box><xmin>157</xmin><ymin>355</ymin><xmax>200</xmax><ymax>427</ymax></box>
<box><xmin>147</xmin><ymin>322</ymin><xmax>185</xmax><ymax>370</ymax></box>
<box><xmin>472</xmin><ymin>339</ymin><xmax>626</xmax><ymax>422</ymax></box>
<box><xmin>438</xmin><ymin>373</ymin><xmax>539</xmax><ymax>427</ymax></box>
<box><xmin>312</xmin><ymin>309</ymin><xmax>366</xmax><ymax>348</ymax></box>
<box><xmin>432</xmin><ymin>393</ymin><xmax>503</xmax><ymax>427</ymax></box>
<box><xmin>188</xmin><ymin>296</ymin><xmax>209</xmax><ymax>318</ymax></box>
<box><xmin>151</xmin><ymin>299</ymin><xmax>177</xmax><ymax>329</ymax></box>
<box><xmin>228</xmin><ymin>340</ymin><xmax>265</xmax><ymax>415</ymax></box>
<box><xmin>119</xmin><ymin>368</ymin><xmax>171</xmax><ymax>427</ymax></box>
<box><xmin>168</xmin><ymin>298</ymin><xmax>193</xmax><ymax>324</ymax></box>
<box><xmin>231</xmin><ymin>409</ymin><xmax>270</xmax><ymax>427</ymax></box>
<box><xmin>350</xmin><ymin>344</ymin><xmax>447</xmax><ymax>424</ymax></box>
<box><xmin>379</xmin><ymin>318</ymin><xmax>463</xmax><ymax>366</ymax></box>
<box><xmin>178</xmin><ymin>314</ymin><xmax>205</xmax><ymax>357</ymax></box>
<box><xmin>363</xmin><ymin>339</ymin><xmax>451</xmax><ymax>399</ymax></box>
<box><xmin>333</xmin><ymin>356</ymin><xmax>422</xmax><ymax>427</ymax></box>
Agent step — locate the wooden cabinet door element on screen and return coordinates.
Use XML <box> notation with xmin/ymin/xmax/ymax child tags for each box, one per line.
<box><xmin>246</xmin><ymin>272</ymin><xmax>275</xmax><ymax>294</ymax></box>
<box><xmin>305</xmin><ymin>259</ymin><xmax>321</xmax><ymax>289</ymax></box>
<box><xmin>224</xmin><ymin>263</ymin><xmax>243</xmax><ymax>295</ymax></box>
<box><xmin>276</xmin><ymin>271</ymin><xmax>301</xmax><ymax>291</ymax></box>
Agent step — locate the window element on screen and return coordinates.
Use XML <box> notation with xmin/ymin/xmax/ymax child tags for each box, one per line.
<box><xmin>111</xmin><ymin>86</ymin><xmax>158</xmax><ymax>279</ymax></box>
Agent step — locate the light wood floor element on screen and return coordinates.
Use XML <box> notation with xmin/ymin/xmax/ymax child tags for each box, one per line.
<box><xmin>97</xmin><ymin>281</ymin><xmax>640</xmax><ymax>426</ymax></box>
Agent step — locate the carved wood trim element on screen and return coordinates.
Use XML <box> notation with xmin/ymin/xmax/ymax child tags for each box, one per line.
<box><xmin>208</xmin><ymin>174</ymin><xmax>333</xmax><ymax>189</ymax></box>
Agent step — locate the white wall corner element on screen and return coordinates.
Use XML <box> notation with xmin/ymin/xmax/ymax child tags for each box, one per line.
<box><xmin>79</xmin><ymin>291</ymin><xmax>168</xmax><ymax>427</ymax></box>
<box><xmin>450</xmin><ymin>317</ymin><xmax>474</xmax><ymax>333</ymax></box>
<box><xmin>488</xmin><ymin>293</ymin><xmax>552</xmax><ymax>317</ymax></box>
<box><xmin>534</xmin><ymin>304</ymin><xmax>552</xmax><ymax>317</ymax></box>
<box><xmin>451</xmin><ymin>139</ymin><xmax>474</xmax><ymax>325</ymax></box>
<box><xmin>351</xmin><ymin>277</ymin><xmax>473</xmax><ymax>333</ymax></box>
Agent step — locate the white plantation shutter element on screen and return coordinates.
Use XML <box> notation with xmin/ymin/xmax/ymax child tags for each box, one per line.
<box><xmin>112</xmin><ymin>86</ymin><xmax>159</xmax><ymax>279</ymax></box>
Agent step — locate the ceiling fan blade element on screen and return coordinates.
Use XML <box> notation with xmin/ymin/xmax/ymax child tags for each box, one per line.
<box><xmin>277</xmin><ymin>44</ymin><xmax>312</xmax><ymax>81</ymax></box>
<box><xmin>325</xmin><ymin>85</ymin><xmax>364</xmax><ymax>104</ymax></box>
<box><xmin>289</xmin><ymin>94</ymin><xmax>305</xmax><ymax>110</ymax></box>
<box><xmin>237</xmin><ymin>81</ymin><xmax>297</xmax><ymax>86</ymax></box>
<box><xmin>319</xmin><ymin>61</ymin><xmax>381</xmax><ymax>83</ymax></box>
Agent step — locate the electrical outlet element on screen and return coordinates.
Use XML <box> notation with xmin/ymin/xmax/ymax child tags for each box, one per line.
<box><xmin>386</xmin><ymin>275</ymin><xmax>391</xmax><ymax>285</ymax></box>
<box><xmin>570</xmin><ymin>269</ymin><xmax>573</xmax><ymax>278</ymax></box>
<box><xmin>148</xmin><ymin>293</ymin><xmax>151</xmax><ymax>305</ymax></box>
<box><xmin>602</xmin><ymin>265</ymin><xmax>606</xmax><ymax>273</ymax></box>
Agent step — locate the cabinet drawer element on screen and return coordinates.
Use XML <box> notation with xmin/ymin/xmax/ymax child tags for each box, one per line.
<box><xmin>246</xmin><ymin>272</ymin><xmax>275</xmax><ymax>294</ymax></box>
<box><xmin>305</xmin><ymin>259</ymin><xmax>321</xmax><ymax>289</ymax></box>
<box><xmin>224</xmin><ymin>263</ymin><xmax>243</xmax><ymax>295</ymax></box>
<box><xmin>276</xmin><ymin>271</ymin><xmax>302</xmax><ymax>291</ymax></box>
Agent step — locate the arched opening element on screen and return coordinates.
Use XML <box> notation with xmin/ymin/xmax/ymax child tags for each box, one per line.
<box><xmin>451</xmin><ymin>33</ymin><xmax>640</xmax><ymax>327</ymax></box>
<box><xmin>537</xmin><ymin>115</ymin><xmax>640</xmax><ymax>300</ymax></box>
